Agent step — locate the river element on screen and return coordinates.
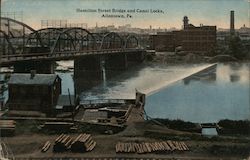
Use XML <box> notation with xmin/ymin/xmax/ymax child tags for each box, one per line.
<box><xmin>56</xmin><ymin>61</ymin><xmax>250</xmax><ymax>123</ymax></box>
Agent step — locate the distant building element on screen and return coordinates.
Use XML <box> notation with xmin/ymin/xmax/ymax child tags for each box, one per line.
<box><xmin>238</xmin><ymin>25</ymin><xmax>250</xmax><ymax>41</ymax></box>
<box><xmin>7</xmin><ymin>72</ymin><xmax>61</xmax><ymax>116</ymax></box>
<box><xmin>238</xmin><ymin>24</ymin><xmax>250</xmax><ymax>33</ymax></box>
<box><xmin>149</xmin><ymin>32</ymin><xmax>175</xmax><ymax>51</ymax></box>
<box><xmin>150</xmin><ymin>16</ymin><xmax>217</xmax><ymax>53</ymax></box>
<box><xmin>181</xmin><ymin>24</ymin><xmax>216</xmax><ymax>52</ymax></box>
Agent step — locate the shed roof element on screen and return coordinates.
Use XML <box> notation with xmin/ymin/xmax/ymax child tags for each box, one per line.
<box><xmin>8</xmin><ymin>74</ymin><xmax>60</xmax><ymax>85</ymax></box>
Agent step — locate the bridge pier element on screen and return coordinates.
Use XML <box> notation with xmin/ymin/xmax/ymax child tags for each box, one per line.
<box><xmin>105</xmin><ymin>53</ymin><xmax>128</xmax><ymax>70</ymax></box>
<box><xmin>74</xmin><ymin>55</ymin><xmax>103</xmax><ymax>94</ymax></box>
<box><xmin>127</xmin><ymin>51</ymin><xmax>146</xmax><ymax>63</ymax></box>
<box><xmin>105</xmin><ymin>53</ymin><xmax>128</xmax><ymax>79</ymax></box>
<box><xmin>13</xmin><ymin>61</ymin><xmax>55</xmax><ymax>74</ymax></box>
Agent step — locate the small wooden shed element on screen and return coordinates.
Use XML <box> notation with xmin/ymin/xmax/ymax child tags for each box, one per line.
<box><xmin>7</xmin><ymin>72</ymin><xmax>61</xmax><ymax>116</ymax></box>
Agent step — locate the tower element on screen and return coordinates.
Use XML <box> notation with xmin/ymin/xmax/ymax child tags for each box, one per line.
<box><xmin>183</xmin><ymin>16</ymin><xmax>189</xmax><ymax>30</ymax></box>
<box><xmin>230</xmin><ymin>10</ymin><xmax>235</xmax><ymax>35</ymax></box>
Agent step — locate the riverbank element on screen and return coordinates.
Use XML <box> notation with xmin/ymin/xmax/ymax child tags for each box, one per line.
<box><xmin>147</xmin><ymin>51</ymin><xmax>250</xmax><ymax>64</ymax></box>
<box><xmin>2</xmin><ymin>118</ymin><xmax>250</xmax><ymax>159</ymax></box>
<box><xmin>148</xmin><ymin>52</ymin><xmax>206</xmax><ymax>64</ymax></box>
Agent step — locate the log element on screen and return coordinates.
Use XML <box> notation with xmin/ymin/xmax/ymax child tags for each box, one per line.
<box><xmin>71</xmin><ymin>133</ymin><xmax>96</xmax><ymax>153</ymax></box>
<box><xmin>41</xmin><ymin>141</ymin><xmax>51</xmax><ymax>152</ymax></box>
<box><xmin>162</xmin><ymin>141</ymin><xmax>171</xmax><ymax>151</ymax></box>
<box><xmin>55</xmin><ymin>134</ymin><xmax>64</xmax><ymax>142</ymax></box>
<box><xmin>173</xmin><ymin>141</ymin><xmax>182</xmax><ymax>151</ymax></box>
<box><xmin>167</xmin><ymin>140</ymin><xmax>176</xmax><ymax>151</ymax></box>
<box><xmin>53</xmin><ymin>134</ymin><xmax>72</xmax><ymax>152</ymax></box>
<box><xmin>139</xmin><ymin>143</ymin><xmax>145</xmax><ymax>154</ymax></box>
<box><xmin>87</xmin><ymin>141</ymin><xmax>96</xmax><ymax>151</ymax></box>
<box><xmin>149</xmin><ymin>143</ymin><xmax>156</xmax><ymax>152</ymax></box>
<box><xmin>180</xmin><ymin>142</ymin><xmax>189</xmax><ymax>151</ymax></box>
<box><xmin>116</xmin><ymin>141</ymin><xmax>189</xmax><ymax>154</ymax></box>
<box><xmin>145</xmin><ymin>143</ymin><xmax>152</xmax><ymax>153</ymax></box>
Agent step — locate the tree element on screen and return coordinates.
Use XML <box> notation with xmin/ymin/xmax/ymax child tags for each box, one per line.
<box><xmin>228</xmin><ymin>35</ymin><xmax>246</xmax><ymax>59</ymax></box>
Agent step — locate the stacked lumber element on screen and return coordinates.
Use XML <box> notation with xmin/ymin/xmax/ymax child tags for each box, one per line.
<box><xmin>41</xmin><ymin>141</ymin><xmax>51</xmax><ymax>152</ymax></box>
<box><xmin>0</xmin><ymin>120</ymin><xmax>16</xmax><ymax>136</ymax></box>
<box><xmin>53</xmin><ymin>134</ymin><xmax>72</xmax><ymax>152</ymax></box>
<box><xmin>71</xmin><ymin>133</ymin><xmax>96</xmax><ymax>152</ymax></box>
<box><xmin>116</xmin><ymin>141</ymin><xmax>189</xmax><ymax>154</ymax></box>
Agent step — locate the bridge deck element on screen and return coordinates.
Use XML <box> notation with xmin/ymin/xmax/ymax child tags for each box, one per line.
<box><xmin>0</xmin><ymin>48</ymin><xmax>145</xmax><ymax>66</ymax></box>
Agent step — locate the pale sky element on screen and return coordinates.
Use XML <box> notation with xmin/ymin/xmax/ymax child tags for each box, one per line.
<box><xmin>2</xmin><ymin>0</ymin><xmax>249</xmax><ymax>29</ymax></box>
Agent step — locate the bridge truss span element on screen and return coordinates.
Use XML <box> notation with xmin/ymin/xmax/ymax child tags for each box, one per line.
<box><xmin>0</xmin><ymin>17</ymin><xmax>144</xmax><ymax>65</ymax></box>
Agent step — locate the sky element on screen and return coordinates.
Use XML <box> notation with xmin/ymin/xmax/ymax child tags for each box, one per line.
<box><xmin>2</xmin><ymin>0</ymin><xmax>250</xmax><ymax>29</ymax></box>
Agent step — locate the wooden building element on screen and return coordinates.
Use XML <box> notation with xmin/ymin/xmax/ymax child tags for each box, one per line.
<box><xmin>7</xmin><ymin>72</ymin><xmax>61</xmax><ymax>116</ymax></box>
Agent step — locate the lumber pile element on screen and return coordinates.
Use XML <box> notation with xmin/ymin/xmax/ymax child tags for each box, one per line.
<box><xmin>116</xmin><ymin>141</ymin><xmax>189</xmax><ymax>154</ymax></box>
<box><xmin>0</xmin><ymin>120</ymin><xmax>16</xmax><ymax>136</ymax></box>
<box><xmin>53</xmin><ymin>134</ymin><xmax>72</xmax><ymax>152</ymax></box>
<box><xmin>51</xmin><ymin>133</ymin><xmax>96</xmax><ymax>153</ymax></box>
<box><xmin>71</xmin><ymin>133</ymin><xmax>96</xmax><ymax>152</ymax></box>
<box><xmin>41</xmin><ymin>141</ymin><xmax>51</xmax><ymax>152</ymax></box>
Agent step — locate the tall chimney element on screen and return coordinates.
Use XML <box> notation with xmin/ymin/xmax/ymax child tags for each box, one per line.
<box><xmin>183</xmin><ymin>16</ymin><xmax>189</xmax><ymax>30</ymax></box>
<box><xmin>230</xmin><ymin>10</ymin><xmax>235</xmax><ymax>35</ymax></box>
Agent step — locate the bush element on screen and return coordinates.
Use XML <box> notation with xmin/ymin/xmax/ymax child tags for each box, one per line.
<box><xmin>148</xmin><ymin>118</ymin><xmax>200</xmax><ymax>132</ymax></box>
<box><xmin>217</xmin><ymin>119</ymin><xmax>250</xmax><ymax>135</ymax></box>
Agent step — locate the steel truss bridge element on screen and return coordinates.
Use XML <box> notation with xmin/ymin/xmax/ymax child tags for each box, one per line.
<box><xmin>0</xmin><ymin>17</ymin><xmax>144</xmax><ymax>66</ymax></box>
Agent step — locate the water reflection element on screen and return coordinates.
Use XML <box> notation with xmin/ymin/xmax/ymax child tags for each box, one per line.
<box><xmin>183</xmin><ymin>63</ymin><xmax>249</xmax><ymax>85</ymax></box>
<box><xmin>216</xmin><ymin>63</ymin><xmax>249</xmax><ymax>84</ymax></box>
<box><xmin>183</xmin><ymin>65</ymin><xmax>217</xmax><ymax>85</ymax></box>
<box><xmin>230</xmin><ymin>74</ymin><xmax>240</xmax><ymax>83</ymax></box>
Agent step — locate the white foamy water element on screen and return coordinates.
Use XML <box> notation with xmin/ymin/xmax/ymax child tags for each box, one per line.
<box><xmin>80</xmin><ymin>63</ymin><xmax>212</xmax><ymax>100</ymax></box>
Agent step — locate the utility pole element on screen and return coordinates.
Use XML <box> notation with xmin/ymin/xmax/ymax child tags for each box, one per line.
<box><xmin>0</xmin><ymin>0</ymin><xmax>1</xmax><ymax>30</ymax></box>
<box><xmin>0</xmin><ymin>0</ymin><xmax>2</xmax><ymax>67</ymax></box>
<box><xmin>249</xmin><ymin>0</ymin><xmax>250</xmax><ymax>28</ymax></box>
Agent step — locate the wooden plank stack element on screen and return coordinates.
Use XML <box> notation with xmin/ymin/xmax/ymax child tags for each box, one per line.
<box><xmin>116</xmin><ymin>141</ymin><xmax>189</xmax><ymax>154</ymax></box>
<box><xmin>71</xmin><ymin>133</ymin><xmax>96</xmax><ymax>152</ymax></box>
<box><xmin>41</xmin><ymin>141</ymin><xmax>51</xmax><ymax>152</ymax></box>
<box><xmin>53</xmin><ymin>134</ymin><xmax>72</xmax><ymax>152</ymax></box>
<box><xmin>0</xmin><ymin>120</ymin><xmax>16</xmax><ymax>136</ymax></box>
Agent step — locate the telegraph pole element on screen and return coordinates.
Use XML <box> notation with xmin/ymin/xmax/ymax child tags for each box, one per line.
<box><xmin>0</xmin><ymin>0</ymin><xmax>2</xmax><ymax>67</ymax></box>
<box><xmin>0</xmin><ymin>0</ymin><xmax>1</xmax><ymax>30</ymax></box>
<box><xmin>249</xmin><ymin>0</ymin><xmax>250</xmax><ymax>28</ymax></box>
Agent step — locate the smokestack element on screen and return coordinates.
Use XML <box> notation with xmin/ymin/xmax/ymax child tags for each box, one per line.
<box><xmin>183</xmin><ymin>16</ymin><xmax>189</xmax><ymax>30</ymax></box>
<box><xmin>230</xmin><ymin>10</ymin><xmax>235</xmax><ymax>35</ymax></box>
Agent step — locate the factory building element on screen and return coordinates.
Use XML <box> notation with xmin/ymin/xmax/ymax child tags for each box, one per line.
<box><xmin>149</xmin><ymin>16</ymin><xmax>217</xmax><ymax>53</ymax></box>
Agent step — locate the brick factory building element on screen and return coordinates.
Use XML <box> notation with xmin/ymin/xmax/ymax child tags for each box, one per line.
<box><xmin>150</xmin><ymin>16</ymin><xmax>216</xmax><ymax>53</ymax></box>
<box><xmin>150</xmin><ymin>32</ymin><xmax>175</xmax><ymax>51</ymax></box>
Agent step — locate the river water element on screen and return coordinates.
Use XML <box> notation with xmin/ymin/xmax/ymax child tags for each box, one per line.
<box><xmin>56</xmin><ymin>61</ymin><xmax>250</xmax><ymax>123</ymax></box>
